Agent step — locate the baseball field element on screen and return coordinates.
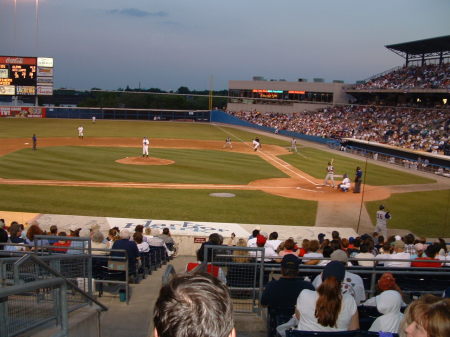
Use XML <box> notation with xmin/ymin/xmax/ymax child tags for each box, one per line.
<box><xmin>0</xmin><ymin>117</ymin><xmax>449</xmax><ymax>237</ymax></box>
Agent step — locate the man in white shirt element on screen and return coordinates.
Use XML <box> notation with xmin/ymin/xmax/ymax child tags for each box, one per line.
<box><xmin>312</xmin><ymin>249</ymin><xmax>366</xmax><ymax>305</ymax></box>
<box><xmin>384</xmin><ymin>241</ymin><xmax>411</xmax><ymax>268</ymax></box>
<box><xmin>266</xmin><ymin>231</ymin><xmax>282</xmax><ymax>252</ymax></box>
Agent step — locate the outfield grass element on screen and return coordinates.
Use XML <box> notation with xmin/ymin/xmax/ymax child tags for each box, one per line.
<box><xmin>0</xmin><ymin>185</ymin><xmax>317</xmax><ymax>226</ymax></box>
<box><xmin>0</xmin><ymin>146</ymin><xmax>287</xmax><ymax>184</ymax></box>
<box><xmin>366</xmin><ymin>190</ymin><xmax>450</xmax><ymax>237</ymax></box>
<box><xmin>280</xmin><ymin>147</ymin><xmax>435</xmax><ymax>186</ymax></box>
<box><xmin>0</xmin><ymin>118</ymin><xmax>287</xmax><ymax>146</ymax></box>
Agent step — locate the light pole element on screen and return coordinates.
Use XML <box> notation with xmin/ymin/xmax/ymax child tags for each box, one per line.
<box><xmin>35</xmin><ymin>0</ymin><xmax>39</xmax><ymax>53</ymax></box>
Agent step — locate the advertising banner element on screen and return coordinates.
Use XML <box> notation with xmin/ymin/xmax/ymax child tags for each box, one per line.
<box><xmin>16</xmin><ymin>86</ymin><xmax>36</xmax><ymax>95</ymax></box>
<box><xmin>37</xmin><ymin>86</ymin><xmax>53</xmax><ymax>95</ymax></box>
<box><xmin>37</xmin><ymin>57</ymin><xmax>54</xmax><ymax>67</ymax></box>
<box><xmin>0</xmin><ymin>85</ymin><xmax>15</xmax><ymax>95</ymax></box>
<box><xmin>37</xmin><ymin>67</ymin><xmax>53</xmax><ymax>77</ymax></box>
<box><xmin>0</xmin><ymin>106</ymin><xmax>46</xmax><ymax>118</ymax></box>
<box><xmin>0</xmin><ymin>56</ymin><xmax>36</xmax><ymax>65</ymax></box>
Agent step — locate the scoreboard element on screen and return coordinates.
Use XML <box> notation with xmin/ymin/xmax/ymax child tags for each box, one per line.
<box><xmin>0</xmin><ymin>56</ymin><xmax>54</xmax><ymax>96</ymax></box>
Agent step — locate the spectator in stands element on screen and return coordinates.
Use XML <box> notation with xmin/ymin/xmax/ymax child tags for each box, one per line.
<box><xmin>411</xmin><ymin>244</ymin><xmax>442</xmax><ymax>268</ymax></box>
<box><xmin>231</xmin><ymin>238</ymin><xmax>250</xmax><ymax>263</ymax></box>
<box><xmin>0</xmin><ymin>219</ymin><xmax>8</xmax><ymax>251</ymax></box>
<box><xmin>369</xmin><ymin>290</ymin><xmax>404</xmax><ymax>334</ymax></box>
<box><xmin>153</xmin><ymin>272</ymin><xmax>235</xmax><ymax>337</ymax></box>
<box><xmin>106</xmin><ymin>228</ymin><xmax>120</xmax><ymax>248</ymax></box>
<box><xmin>25</xmin><ymin>222</ymin><xmax>49</xmax><ymax>249</ymax></box>
<box><xmin>317</xmin><ymin>246</ymin><xmax>334</xmax><ymax>266</ymax></box>
<box><xmin>67</xmin><ymin>228</ymin><xmax>90</xmax><ymax>255</ymax></box>
<box><xmin>295</xmin><ymin>261</ymin><xmax>359</xmax><ymax>331</ymax></box>
<box><xmin>247</xmin><ymin>229</ymin><xmax>260</xmax><ymax>248</ymax></box>
<box><xmin>261</xmin><ymin>255</ymin><xmax>314</xmax><ymax>336</ymax></box>
<box><xmin>157</xmin><ymin>228</ymin><xmax>176</xmax><ymax>254</ymax></box>
<box><xmin>298</xmin><ymin>239</ymin><xmax>310</xmax><ymax>257</ymax></box>
<box><xmin>404</xmin><ymin>234</ymin><xmax>417</xmax><ymax>256</ymax></box>
<box><xmin>197</xmin><ymin>233</ymin><xmax>224</xmax><ymax>262</ymax></box>
<box><xmin>133</xmin><ymin>232</ymin><xmax>150</xmax><ymax>253</ymax></box>
<box><xmin>251</xmin><ymin>234</ymin><xmax>277</xmax><ymax>262</ymax></box>
<box><xmin>279</xmin><ymin>238</ymin><xmax>300</xmax><ymax>258</ymax></box>
<box><xmin>5</xmin><ymin>223</ymin><xmax>26</xmax><ymax>251</ymax></box>
<box><xmin>402</xmin><ymin>295</ymin><xmax>450</xmax><ymax>337</ymax></box>
<box><xmin>133</xmin><ymin>225</ymin><xmax>147</xmax><ymax>242</ymax></box>
<box><xmin>52</xmin><ymin>231</ymin><xmax>71</xmax><ymax>253</ymax></box>
<box><xmin>312</xmin><ymin>249</ymin><xmax>366</xmax><ymax>305</ymax></box>
<box><xmin>302</xmin><ymin>240</ymin><xmax>323</xmax><ymax>265</ymax></box>
<box><xmin>354</xmin><ymin>243</ymin><xmax>375</xmax><ymax>267</ymax></box>
<box><xmin>385</xmin><ymin>240</ymin><xmax>411</xmax><ymax>268</ymax></box>
<box><xmin>90</xmin><ymin>231</ymin><xmax>108</xmax><ymax>255</ymax></box>
<box><xmin>363</xmin><ymin>272</ymin><xmax>406</xmax><ymax>307</ymax></box>
<box><xmin>436</xmin><ymin>238</ymin><xmax>448</xmax><ymax>257</ymax></box>
<box><xmin>266</xmin><ymin>232</ymin><xmax>282</xmax><ymax>251</ymax></box>
<box><xmin>111</xmin><ymin>229</ymin><xmax>140</xmax><ymax>275</ymax></box>
<box><xmin>226</xmin><ymin>232</ymin><xmax>237</xmax><ymax>246</ymax></box>
<box><xmin>47</xmin><ymin>225</ymin><xmax>59</xmax><ymax>245</ymax></box>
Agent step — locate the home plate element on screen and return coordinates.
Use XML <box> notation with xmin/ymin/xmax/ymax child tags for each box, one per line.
<box><xmin>24</xmin><ymin>142</ymin><xmax>29</xmax><ymax>145</ymax></box>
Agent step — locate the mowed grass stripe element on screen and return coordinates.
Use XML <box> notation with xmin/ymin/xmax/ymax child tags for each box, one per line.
<box><xmin>0</xmin><ymin>147</ymin><xmax>287</xmax><ymax>184</ymax></box>
<box><xmin>0</xmin><ymin>118</ymin><xmax>288</xmax><ymax>146</ymax></box>
<box><xmin>0</xmin><ymin>185</ymin><xmax>317</xmax><ymax>227</ymax></box>
<box><xmin>280</xmin><ymin>147</ymin><xmax>435</xmax><ymax>186</ymax></box>
<box><xmin>365</xmin><ymin>189</ymin><xmax>450</xmax><ymax>237</ymax></box>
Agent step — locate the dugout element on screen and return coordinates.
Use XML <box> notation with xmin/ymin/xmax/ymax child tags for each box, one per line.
<box><xmin>340</xmin><ymin>138</ymin><xmax>450</xmax><ymax>169</ymax></box>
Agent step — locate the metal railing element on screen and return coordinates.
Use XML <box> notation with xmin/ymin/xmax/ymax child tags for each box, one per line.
<box><xmin>0</xmin><ymin>251</ymin><xmax>107</xmax><ymax>337</ymax></box>
<box><xmin>203</xmin><ymin>245</ymin><xmax>266</xmax><ymax>314</ymax></box>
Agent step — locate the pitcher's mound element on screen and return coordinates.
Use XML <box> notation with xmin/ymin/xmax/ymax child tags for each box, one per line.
<box><xmin>116</xmin><ymin>156</ymin><xmax>174</xmax><ymax>166</ymax></box>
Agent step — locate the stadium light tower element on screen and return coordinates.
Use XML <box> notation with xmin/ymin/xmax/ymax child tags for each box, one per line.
<box><xmin>35</xmin><ymin>0</ymin><xmax>40</xmax><ymax>52</ymax></box>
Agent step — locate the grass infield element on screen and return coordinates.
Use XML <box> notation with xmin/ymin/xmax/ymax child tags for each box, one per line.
<box><xmin>0</xmin><ymin>185</ymin><xmax>317</xmax><ymax>227</ymax></box>
<box><xmin>0</xmin><ymin>147</ymin><xmax>287</xmax><ymax>184</ymax></box>
<box><xmin>365</xmin><ymin>190</ymin><xmax>450</xmax><ymax>237</ymax></box>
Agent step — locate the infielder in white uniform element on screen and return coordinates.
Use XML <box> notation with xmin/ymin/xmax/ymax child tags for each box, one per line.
<box><xmin>323</xmin><ymin>162</ymin><xmax>335</xmax><ymax>187</ymax></box>
<box><xmin>77</xmin><ymin>126</ymin><xmax>84</xmax><ymax>139</ymax></box>
<box><xmin>142</xmin><ymin>137</ymin><xmax>150</xmax><ymax>157</ymax></box>
<box><xmin>290</xmin><ymin>138</ymin><xmax>298</xmax><ymax>153</ymax></box>
<box><xmin>252</xmin><ymin>138</ymin><xmax>261</xmax><ymax>151</ymax></box>
<box><xmin>223</xmin><ymin>137</ymin><xmax>232</xmax><ymax>149</ymax></box>
<box><xmin>375</xmin><ymin>205</ymin><xmax>391</xmax><ymax>238</ymax></box>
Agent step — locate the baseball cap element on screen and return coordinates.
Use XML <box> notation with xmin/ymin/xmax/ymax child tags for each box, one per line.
<box><xmin>281</xmin><ymin>254</ymin><xmax>300</xmax><ymax>270</ymax></box>
<box><xmin>256</xmin><ymin>234</ymin><xmax>267</xmax><ymax>246</ymax></box>
<box><xmin>330</xmin><ymin>249</ymin><xmax>348</xmax><ymax>263</ymax></box>
<box><xmin>322</xmin><ymin>261</ymin><xmax>345</xmax><ymax>282</ymax></box>
<box><xmin>318</xmin><ymin>233</ymin><xmax>325</xmax><ymax>239</ymax></box>
<box><xmin>395</xmin><ymin>235</ymin><xmax>402</xmax><ymax>241</ymax></box>
<box><xmin>69</xmin><ymin>225</ymin><xmax>81</xmax><ymax>232</ymax></box>
<box><xmin>414</xmin><ymin>243</ymin><xmax>424</xmax><ymax>251</ymax></box>
<box><xmin>394</xmin><ymin>241</ymin><xmax>405</xmax><ymax>249</ymax></box>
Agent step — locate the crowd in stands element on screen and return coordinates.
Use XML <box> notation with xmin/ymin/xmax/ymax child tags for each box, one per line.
<box><xmin>228</xmin><ymin>105</ymin><xmax>449</xmax><ymax>155</ymax></box>
<box><xmin>0</xmin><ymin>219</ymin><xmax>177</xmax><ymax>278</ymax></box>
<box><xmin>194</xmin><ymin>228</ymin><xmax>450</xmax><ymax>336</ymax></box>
<box><xmin>353</xmin><ymin>63</ymin><xmax>450</xmax><ymax>90</ymax></box>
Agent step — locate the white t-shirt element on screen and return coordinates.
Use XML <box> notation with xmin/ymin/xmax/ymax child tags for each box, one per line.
<box><xmin>266</xmin><ymin>239</ymin><xmax>282</xmax><ymax>251</ymax></box>
<box><xmin>384</xmin><ymin>252</ymin><xmax>411</xmax><ymax>268</ymax></box>
<box><xmin>355</xmin><ymin>252</ymin><xmax>375</xmax><ymax>267</ymax></box>
<box><xmin>247</xmin><ymin>237</ymin><xmax>257</xmax><ymax>248</ymax></box>
<box><xmin>296</xmin><ymin>289</ymin><xmax>357</xmax><ymax>331</ymax></box>
<box><xmin>313</xmin><ymin>271</ymin><xmax>366</xmax><ymax>305</ymax></box>
<box><xmin>302</xmin><ymin>252</ymin><xmax>324</xmax><ymax>262</ymax></box>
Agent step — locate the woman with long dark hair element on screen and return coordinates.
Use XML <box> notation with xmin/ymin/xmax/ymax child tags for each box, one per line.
<box><xmin>295</xmin><ymin>261</ymin><xmax>359</xmax><ymax>331</ymax></box>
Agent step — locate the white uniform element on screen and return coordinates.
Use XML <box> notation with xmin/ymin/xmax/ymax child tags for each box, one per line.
<box><xmin>339</xmin><ymin>177</ymin><xmax>351</xmax><ymax>192</ymax></box>
<box><xmin>290</xmin><ymin>138</ymin><xmax>297</xmax><ymax>152</ymax></box>
<box><xmin>224</xmin><ymin>137</ymin><xmax>232</xmax><ymax>149</ymax></box>
<box><xmin>92</xmin><ymin>116</ymin><xmax>96</xmax><ymax>123</ymax></box>
<box><xmin>142</xmin><ymin>137</ymin><xmax>150</xmax><ymax>157</ymax></box>
<box><xmin>252</xmin><ymin>138</ymin><xmax>261</xmax><ymax>151</ymax></box>
<box><xmin>77</xmin><ymin>126</ymin><xmax>84</xmax><ymax>138</ymax></box>
<box><xmin>375</xmin><ymin>210</ymin><xmax>391</xmax><ymax>238</ymax></box>
<box><xmin>324</xmin><ymin>164</ymin><xmax>335</xmax><ymax>187</ymax></box>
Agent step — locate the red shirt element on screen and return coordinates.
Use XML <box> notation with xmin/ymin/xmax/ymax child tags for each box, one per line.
<box><xmin>411</xmin><ymin>257</ymin><xmax>441</xmax><ymax>268</ymax></box>
<box><xmin>52</xmin><ymin>241</ymin><xmax>71</xmax><ymax>252</ymax></box>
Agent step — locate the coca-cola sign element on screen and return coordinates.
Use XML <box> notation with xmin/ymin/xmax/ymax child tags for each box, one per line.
<box><xmin>0</xmin><ymin>56</ymin><xmax>37</xmax><ymax>65</ymax></box>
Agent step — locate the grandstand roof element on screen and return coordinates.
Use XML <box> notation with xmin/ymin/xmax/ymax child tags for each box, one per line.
<box><xmin>386</xmin><ymin>35</ymin><xmax>450</xmax><ymax>60</ymax></box>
